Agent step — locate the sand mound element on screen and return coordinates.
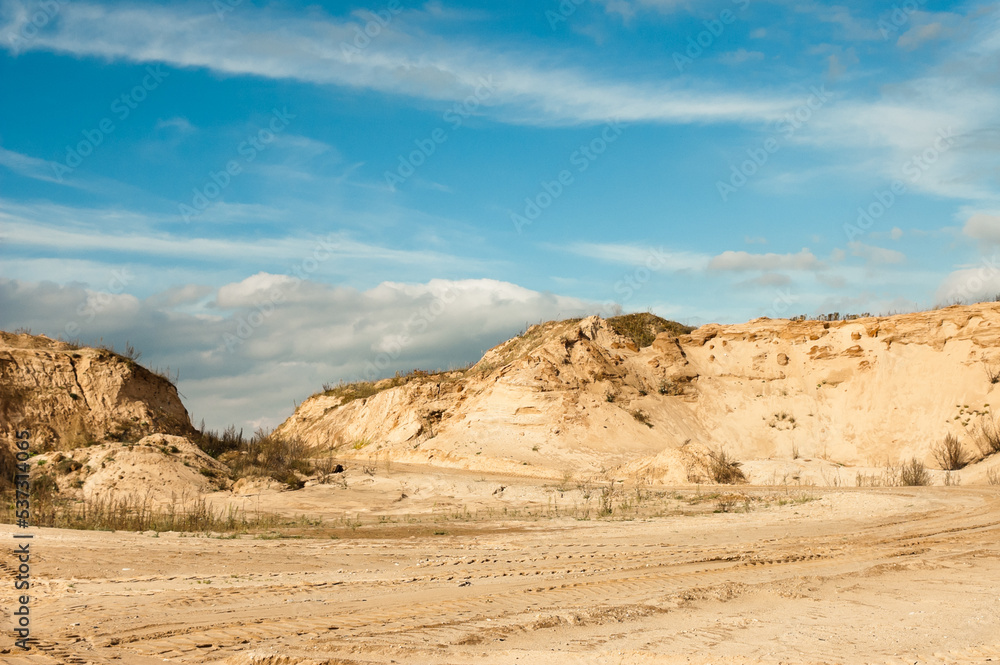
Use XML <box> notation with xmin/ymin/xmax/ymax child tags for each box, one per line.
<box><xmin>32</xmin><ymin>434</ymin><xmax>228</xmax><ymax>504</ymax></box>
<box><xmin>278</xmin><ymin>304</ymin><xmax>1000</xmax><ymax>484</ymax></box>
<box><xmin>0</xmin><ymin>331</ymin><xmax>194</xmax><ymax>450</ymax></box>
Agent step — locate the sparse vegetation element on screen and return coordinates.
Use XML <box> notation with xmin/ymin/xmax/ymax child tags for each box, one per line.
<box><xmin>658</xmin><ymin>379</ymin><xmax>684</xmax><ymax>396</ymax></box>
<box><xmin>194</xmin><ymin>423</ymin><xmax>244</xmax><ymax>458</ymax></box>
<box><xmin>987</xmin><ymin>466</ymin><xmax>1000</xmax><ymax>486</ymax></box>
<box><xmin>932</xmin><ymin>433</ymin><xmax>968</xmax><ymax>470</ymax></box>
<box><xmin>975</xmin><ymin>417</ymin><xmax>1000</xmax><ymax>457</ymax></box>
<box><xmin>194</xmin><ymin>424</ymin><xmax>314</xmax><ymax>490</ymax></box>
<box><xmin>630</xmin><ymin>409</ymin><xmax>653</xmax><ymax>428</ymax></box>
<box><xmin>986</xmin><ymin>362</ymin><xmax>1000</xmax><ymax>385</ymax></box>
<box><xmin>607</xmin><ymin>312</ymin><xmax>694</xmax><ymax>349</ymax></box>
<box><xmin>322</xmin><ymin>380</ymin><xmax>385</xmax><ymax>404</ymax></box>
<box><xmin>900</xmin><ymin>458</ymin><xmax>931</xmax><ymax>486</ymax></box>
<box><xmin>3</xmin><ymin>490</ymin><xmax>281</xmax><ymax>533</ymax></box>
<box><xmin>320</xmin><ymin>368</ymin><xmax>457</xmax><ymax>406</ymax></box>
<box><xmin>707</xmin><ymin>449</ymin><xmax>747</xmax><ymax>485</ymax></box>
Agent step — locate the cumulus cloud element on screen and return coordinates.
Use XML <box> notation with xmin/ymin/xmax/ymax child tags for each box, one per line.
<box><xmin>0</xmin><ymin>275</ymin><xmax>596</xmax><ymax>431</ymax></box>
<box><xmin>708</xmin><ymin>249</ymin><xmax>824</xmax><ymax>272</ymax></box>
<box><xmin>934</xmin><ymin>255</ymin><xmax>1000</xmax><ymax>304</ymax></box>
<box><xmin>963</xmin><ymin>213</ymin><xmax>1000</xmax><ymax>243</ymax></box>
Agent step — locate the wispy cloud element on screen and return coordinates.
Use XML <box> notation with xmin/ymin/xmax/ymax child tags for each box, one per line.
<box><xmin>566</xmin><ymin>242</ymin><xmax>710</xmax><ymax>271</ymax></box>
<box><xmin>708</xmin><ymin>249</ymin><xmax>824</xmax><ymax>272</ymax></box>
<box><xmin>0</xmin><ymin>0</ymin><xmax>800</xmax><ymax>127</ymax></box>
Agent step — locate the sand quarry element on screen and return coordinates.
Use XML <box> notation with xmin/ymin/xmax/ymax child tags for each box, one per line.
<box><xmin>2</xmin><ymin>306</ymin><xmax>1000</xmax><ymax>664</ymax></box>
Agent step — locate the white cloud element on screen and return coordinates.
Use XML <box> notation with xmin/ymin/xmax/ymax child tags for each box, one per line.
<box><xmin>154</xmin><ymin>116</ymin><xmax>194</xmax><ymax>133</ymax></box>
<box><xmin>0</xmin><ymin>199</ymin><xmax>481</xmax><ymax>273</ymax></box>
<box><xmin>963</xmin><ymin>212</ymin><xmax>1000</xmax><ymax>243</ymax></box>
<box><xmin>708</xmin><ymin>249</ymin><xmax>824</xmax><ymax>272</ymax></box>
<box><xmin>566</xmin><ymin>242</ymin><xmax>710</xmax><ymax>271</ymax></box>
<box><xmin>847</xmin><ymin>241</ymin><xmax>906</xmax><ymax>266</ymax></box>
<box><xmin>0</xmin><ymin>0</ymin><xmax>798</xmax><ymax>127</ymax></box>
<box><xmin>934</xmin><ymin>255</ymin><xmax>1000</xmax><ymax>304</ymax></box>
<box><xmin>595</xmin><ymin>0</ymin><xmax>688</xmax><ymax>22</ymax></box>
<box><xmin>0</xmin><ymin>275</ymin><xmax>596</xmax><ymax>431</ymax></box>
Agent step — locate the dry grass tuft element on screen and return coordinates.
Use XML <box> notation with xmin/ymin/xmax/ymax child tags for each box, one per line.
<box><xmin>933</xmin><ymin>433</ymin><xmax>969</xmax><ymax>470</ymax></box>
<box><xmin>975</xmin><ymin>417</ymin><xmax>1000</xmax><ymax>457</ymax></box>
<box><xmin>987</xmin><ymin>466</ymin><xmax>1000</xmax><ymax>486</ymax></box>
<box><xmin>630</xmin><ymin>409</ymin><xmax>653</xmax><ymax>428</ymax></box>
<box><xmin>706</xmin><ymin>449</ymin><xmax>746</xmax><ymax>485</ymax></box>
<box><xmin>195</xmin><ymin>425</ymin><xmax>314</xmax><ymax>490</ymax></box>
<box><xmin>900</xmin><ymin>458</ymin><xmax>931</xmax><ymax>486</ymax></box>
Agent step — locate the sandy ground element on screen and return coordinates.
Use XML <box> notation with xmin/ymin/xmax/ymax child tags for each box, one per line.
<box><xmin>2</xmin><ymin>479</ymin><xmax>1000</xmax><ymax>665</ymax></box>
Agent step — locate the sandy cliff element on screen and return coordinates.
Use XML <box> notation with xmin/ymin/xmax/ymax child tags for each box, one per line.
<box><xmin>0</xmin><ymin>331</ymin><xmax>194</xmax><ymax>450</ymax></box>
<box><xmin>277</xmin><ymin>304</ymin><xmax>1000</xmax><ymax>483</ymax></box>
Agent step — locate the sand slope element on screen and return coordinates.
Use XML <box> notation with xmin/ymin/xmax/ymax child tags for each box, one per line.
<box><xmin>278</xmin><ymin>304</ymin><xmax>1000</xmax><ymax>483</ymax></box>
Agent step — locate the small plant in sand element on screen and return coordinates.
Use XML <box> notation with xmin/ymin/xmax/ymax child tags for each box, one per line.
<box><xmin>630</xmin><ymin>409</ymin><xmax>653</xmax><ymax>428</ymax></box>
<box><xmin>975</xmin><ymin>417</ymin><xmax>1000</xmax><ymax>456</ymax></box>
<box><xmin>707</xmin><ymin>449</ymin><xmax>746</xmax><ymax>485</ymax></box>
<box><xmin>932</xmin><ymin>433</ymin><xmax>968</xmax><ymax>471</ymax></box>
<box><xmin>985</xmin><ymin>466</ymin><xmax>1000</xmax><ymax>485</ymax></box>
<box><xmin>899</xmin><ymin>458</ymin><xmax>931</xmax><ymax>486</ymax></box>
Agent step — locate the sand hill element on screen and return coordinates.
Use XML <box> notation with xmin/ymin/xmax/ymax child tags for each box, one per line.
<box><xmin>0</xmin><ymin>331</ymin><xmax>194</xmax><ymax>449</ymax></box>
<box><xmin>277</xmin><ymin>305</ymin><xmax>1000</xmax><ymax>485</ymax></box>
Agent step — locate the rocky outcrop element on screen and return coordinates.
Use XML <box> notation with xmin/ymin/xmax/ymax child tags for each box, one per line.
<box><xmin>0</xmin><ymin>331</ymin><xmax>194</xmax><ymax>450</ymax></box>
<box><xmin>277</xmin><ymin>304</ymin><xmax>1000</xmax><ymax>482</ymax></box>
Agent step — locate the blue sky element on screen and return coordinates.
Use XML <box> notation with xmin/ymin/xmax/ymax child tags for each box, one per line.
<box><xmin>1</xmin><ymin>0</ymin><xmax>999</xmax><ymax>431</ymax></box>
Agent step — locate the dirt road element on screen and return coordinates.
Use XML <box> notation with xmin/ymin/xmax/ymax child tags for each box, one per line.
<box><xmin>3</xmin><ymin>486</ymin><xmax>999</xmax><ymax>664</ymax></box>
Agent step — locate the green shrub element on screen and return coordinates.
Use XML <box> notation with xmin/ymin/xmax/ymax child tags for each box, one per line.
<box><xmin>224</xmin><ymin>429</ymin><xmax>314</xmax><ymax>489</ymax></box>
<box><xmin>607</xmin><ymin>313</ymin><xmax>694</xmax><ymax>349</ymax></box>
<box><xmin>194</xmin><ymin>423</ymin><xmax>245</xmax><ymax>458</ymax></box>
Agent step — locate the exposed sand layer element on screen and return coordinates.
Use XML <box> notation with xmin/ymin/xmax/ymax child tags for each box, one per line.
<box><xmin>0</xmin><ymin>331</ymin><xmax>193</xmax><ymax>450</ymax></box>
<box><xmin>2</xmin><ymin>483</ymin><xmax>999</xmax><ymax>664</ymax></box>
<box><xmin>278</xmin><ymin>304</ymin><xmax>1000</xmax><ymax>485</ymax></box>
